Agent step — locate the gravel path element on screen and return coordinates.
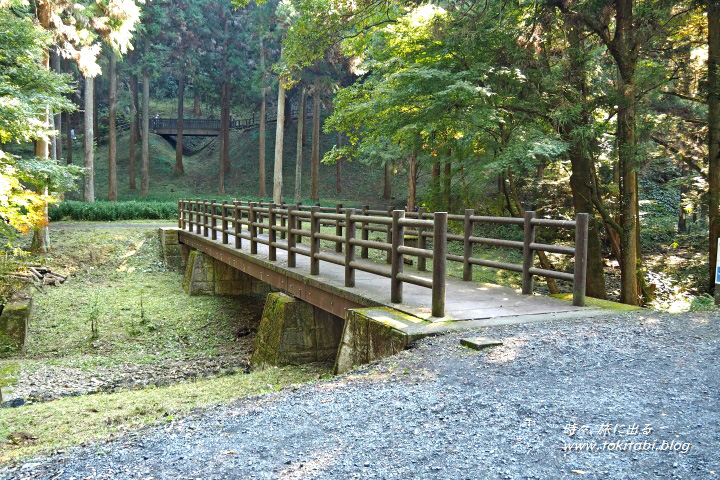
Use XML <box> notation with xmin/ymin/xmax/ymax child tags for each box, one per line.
<box><xmin>2</xmin><ymin>310</ymin><xmax>719</xmax><ymax>479</ymax></box>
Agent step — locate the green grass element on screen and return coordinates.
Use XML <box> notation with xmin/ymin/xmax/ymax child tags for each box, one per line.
<box><xmin>0</xmin><ymin>364</ymin><xmax>327</xmax><ymax>463</ymax></box>
<box><xmin>50</xmin><ymin>200</ymin><xmax>178</xmax><ymax>221</ymax></box>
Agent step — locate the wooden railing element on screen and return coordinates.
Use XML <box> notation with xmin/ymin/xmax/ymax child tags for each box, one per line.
<box><xmin>177</xmin><ymin>199</ymin><xmax>589</xmax><ymax>317</ymax></box>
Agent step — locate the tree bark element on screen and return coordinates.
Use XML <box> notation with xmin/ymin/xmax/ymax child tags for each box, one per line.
<box><xmin>311</xmin><ymin>79</ymin><xmax>321</xmax><ymax>201</ymax></box>
<box><xmin>221</xmin><ymin>81</ymin><xmax>231</xmax><ymax>173</ymax></box>
<box><xmin>83</xmin><ymin>75</ymin><xmax>95</xmax><ymax>202</ymax></box>
<box><xmin>108</xmin><ymin>50</ymin><xmax>118</xmax><ymax>201</ymax></box>
<box><xmin>444</xmin><ymin>161</ymin><xmax>451</xmax><ymax>211</ymax></box>
<box><xmin>141</xmin><ymin>69</ymin><xmax>150</xmax><ymax>195</ymax></box>
<box><xmin>407</xmin><ymin>152</ymin><xmax>417</xmax><ymax>211</ymax></box>
<box><xmin>259</xmin><ymin>43</ymin><xmax>267</xmax><ymax>197</ymax></box>
<box><xmin>384</xmin><ymin>160</ymin><xmax>392</xmax><ymax>200</ymax></box>
<box><xmin>129</xmin><ymin>73</ymin><xmax>138</xmax><ymax>190</ymax></box>
<box><xmin>174</xmin><ymin>71</ymin><xmax>185</xmax><ymax>175</ymax></box>
<box><xmin>64</xmin><ymin>110</ymin><xmax>72</xmax><ymax>165</ymax></box>
<box><xmin>294</xmin><ymin>86</ymin><xmax>305</xmax><ymax>204</ymax></box>
<box><xmin>336</xmin><ymin>132</ymin><xmax>342</xmax><ymax>194</ymax></box>
<box><xmin>708</xmin><ymin>2</ymin><xmax>720</xmax><ymax>296</ymax></box>
<box><xmin>51</xmin><ymin>50</ymin><xmax>62</xmax><ymax>161</ymax></box>
<box><xmin>273</xmin><ymin>80</ymin><xmax>286</xmax><ymax>204</ymax></box>
<box><xmin>219</xmin><ymin>84</ymin><xmax>226</xmax><ymax>195</ymax></box>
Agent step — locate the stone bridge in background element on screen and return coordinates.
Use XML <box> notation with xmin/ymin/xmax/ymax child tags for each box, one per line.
<box><xmin>159</xmin><ymin>199</ymin><xmax>603</xmax><ymax>374</ymax></box>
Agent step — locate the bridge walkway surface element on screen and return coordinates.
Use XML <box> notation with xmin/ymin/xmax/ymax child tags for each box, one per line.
<box><xmin>178</xmin><ymin>225</ymin><xmax>599</xmax><ymax>332</ymax></box>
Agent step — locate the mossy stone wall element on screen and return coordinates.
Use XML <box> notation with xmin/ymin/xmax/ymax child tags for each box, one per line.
<box><xmin>0</xmin><ymin>297</ymin><xmax>32</xmax><ymax>355</ymax></box>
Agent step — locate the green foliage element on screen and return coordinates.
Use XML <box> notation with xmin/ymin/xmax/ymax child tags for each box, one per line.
<box><xmin>49</xmin><ymin>201</ymin><xmax>178</xmax><ymax>221</ymax></box>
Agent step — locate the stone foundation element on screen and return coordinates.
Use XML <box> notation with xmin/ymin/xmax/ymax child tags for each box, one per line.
<box><xmin>0</xmin><ymin>296</ymin><xmax>32</xmax><ymax>355</ymax></box>
<box><xmin>159</xmin><ymin>228</ymin><xmax>183</xmax><ymax>271</ymax></box>
<box><xmin>182</xmin><ymin>250</ymin><xmax>272</xmax><ymax>296</ymax></box>
<box><xmin>334</xmin><ymin>307</ymin><xmax>431</xmax><ymax>374</ymax></box>
<box><xmin>252</xmin><ymin>292</ymin><xmax>344</xmax><ymax>368</ymax></box>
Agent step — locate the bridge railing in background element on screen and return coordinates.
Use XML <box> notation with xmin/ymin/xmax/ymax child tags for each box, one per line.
<box><xmin>178</xmin><ymin>199</ymin><xmax>589</xmax><ymax>317</ymax></box>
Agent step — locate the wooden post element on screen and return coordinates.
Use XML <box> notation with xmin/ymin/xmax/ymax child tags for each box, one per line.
<box><xmin>250</xmin><ymin>202</ymin><xmax>258</xmax><ymax>254</ymax></box>
<box><xmin>221</xmin><ymin>201</ymin><xmax>228</xmax><ymax>244</ymax></box>
<box><xmin>203</xmin><ymin>199</ymin><xmax>209</xmax><ymax>237</ymax></box>
<box><xmin>310</xmin><ymin>206</ymin><xmax>320</xmax><ymax>275</ymax></box>
<box><xmin>573</xmin><ymin>213</ymin><xmax>589</xmax><ymax>307</ymax></box>
<box><xmin>345</xmin><ymin>208</ymin><xmax>356</xmax><ymax>287</ymax></box>
<box><xmin>295</xmin><ymin>203</ymin><xmax>303</xmax><ymax>244</ymax></box>
<box><xmin>210</xmin><ymin>199</ymin><xmax>217</xmax><ymax>241</ymax></box>
<box><xmin>287</xmin><ymin>205</ymin><xmax>297</xmax><ymax>268</ymax></box>
<box><xmin>386</xmin><ymin>206</ymin><xmax>393</xmax><ymax>264</ymax></box>
<box><xmin>194</xmin><ymin>199</ymin><xmax>201</xmax><ymax>234</ymax></box>
<box><xmin>233</xmin><ymin>200</ymin><xmax>241</xmax><ymax>249</ymax></box>
<box><xmin>417</xmin><ymin>206</ymin><xmax>428</xmax><ymax>271</ymax></box>
<box><xmin>391</xmin><ymin>210</ymin><xmax>405</xmax><ymax>303</ymax></box>
<box><xmin>463</xmin><ymin>209</ymin><xmax>474</xmax><ymax>281</ymax></box>
<box><xmin>280</xmin><ymin>201</ymin><xmax>286</xmax><ymax>240</ymax></box>
<box><xmin>432</xmin><ymin>212</ymin><xmax>447</xmax><ymax>318</ymax></box>
<box><xmin>361</xmin><ymin>205</ymin><xmax>369</xmax><ymax>259</ymax></box>
<box><xmin>522</xmin><ymin>211</ymin><xmax>536</xmax><ymax>295</ymax></box>
<box><xmin>268</xmin><ymin>202</ymin><xmax>277</xmax><ymax>261</ymax></box>
<box><xmin>335</xmin><ymin>203</ymin><xmax>343</xmax><ymax>253</ymax></box>
<box><xmin>177</xmin><ymin>199</ymin><xmax>182</xmax><ymax>229</ymax></box>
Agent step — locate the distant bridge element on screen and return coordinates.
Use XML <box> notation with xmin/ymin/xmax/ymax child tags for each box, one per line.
<box><xmin>151</xmin><ymin>104</ymin><xmax>313</xmax><ymax>137</ymax></box>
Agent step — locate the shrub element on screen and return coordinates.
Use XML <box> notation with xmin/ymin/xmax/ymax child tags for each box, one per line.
<box><xmin>49</xmin><ymin>201</ymin><xmax>178</xmax><ymax>221</ymax></box>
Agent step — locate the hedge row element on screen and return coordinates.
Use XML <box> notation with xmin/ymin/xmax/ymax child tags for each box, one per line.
<box><xmin>49</xmin><ymin>201</ymin><xmax>178</xmax><ymax>221</ymax></box>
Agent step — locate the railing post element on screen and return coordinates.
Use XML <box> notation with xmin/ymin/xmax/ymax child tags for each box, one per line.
<box><xmin>233</xmin><ymin>200</ymin><xmax>241</xmax><ymax>249</ymax></box>
<box><xmin>522</xmin><ymin>211</ymin><xmax>536</xmax><ymax>295</ymax></box>
<box><xmin>221</xmin><ymin>201</ymin><xmax>228</xmax><ymax>244</ymax></box>
<box><xmin>295</xmin><ymin>203</ymin><xmax>303</xmax><ymax>244</ymax></box>
<box><xmin>391</xmin><ymin>210</ymin><xmax>405</xmax><ymax>304</ymax></box>
<box><xmin>210</xmin><ymin>199</ymin><xmax>217</xmax><ymax>241</ymax></box>
<box><xmin>177</xmin><ymin>199</ymin><xmax>182</xmax><ymax>229</ymax></box>
<box><xmin>345</xmin><ymin>208</ymin><xmax>356</xmax><ymax>287</ymax></box>
<box><xmin>268</xmin><ymin>202</ymin><xmax>277</xmax><ymax>261</ymax></box>
<box><xmin>287</xmin><ymin>205</ymin><xmax>297</xmax><ymax>268</ymax></box>
<box><xmin>463</xmin><ymin>209</ymin><xmax>474</xmax><ymax>281</ymax></box>
<box><xmin>573</xmin><ymin>213</ymin><xmax>589</xmax><ymax>307</ymax></box>
<box><xmin>203</xmin><ymin>199</ymin><xmax>209</xmax><ymax>237</ymax></box>
<box><xmin>249</xmin><ymin>202</ymin><xmax>258</xmax><ymax>255</ymax></box>
<box><xmin>386</xmin><ymin>206</ymin><xmax>393</xmax><ymax>264</ymax></box>
<box><xmin>417</xmin><ymin>206</ymin><xmax>428</xmax><ymax>271</ymax></box>
<box><xmin>361</xmin><ymin>205</ymin><xmax>369</xmax><ymax>259</ymax></box>
<box><xmin>280</xmin><ymin>202</ymin><xmax>286</xmax><ymax>240</ymax></box>
<box><xmin>432</xmin><ymin>212</ymin><xmax>447</xmax><ymax>318</ymax></box>
<box><xmin>310</xmin><ymin>206</ymin><xmax>320</xmax><ymax>275</ymax></box>
<box><xmin>335</xmin><ymin>203</ymin><xmax>343</xmax><ymax>253</ymax></box>
<box><xmin>194</xmin><ymin>199</ymin><xmax>201</xmax><ymax>234</ymax></box>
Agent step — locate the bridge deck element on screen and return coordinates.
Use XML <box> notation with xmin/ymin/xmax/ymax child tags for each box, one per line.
<box><xmin>179</xmin><ymin>227</ymin><xmax>591</xmax><ymax>324</ymax></box>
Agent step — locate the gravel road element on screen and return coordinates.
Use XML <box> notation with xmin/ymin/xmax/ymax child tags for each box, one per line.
<box><xmin>3</xmin><ymin>310</ymin><xmax>719</xmax><ymax>479</ymax></box>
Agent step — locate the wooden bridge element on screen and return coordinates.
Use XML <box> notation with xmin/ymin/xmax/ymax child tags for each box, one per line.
<box><xmin>175</xmin><ymin>199</ymin><xmax>591</xmax><ymax>322</ymax></box>
<box><xmin>151</xmin><ymin>104</ymin><xmax>312</xmax><ymax>137</ymax></box>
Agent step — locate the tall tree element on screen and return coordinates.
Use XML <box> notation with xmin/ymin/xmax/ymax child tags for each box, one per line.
<box><xmin>259</xmin><ymin>42</ymin><xmax>267</xmax><ymax>197</ymax></box>
<box><xmin>708</xmin><ymin>1</ymin><xmax>720</xmax><ymax>298</ymax></box>
<box><xmin>294</xmin><ymin>85</ymin><xmax>306</xmax><ymax>203</ymax></box>
<box><xmin>83</xmin><ymin>75</ymin><xmax>95</xmax><ymax>202</ymax></box>
<box><xmin>310</xmin><ymin>78</ymin><xmax>321</xmax><ymax>201</ymax></box>
<box><xmin>108</xmin><ymin>49</ymin><xmax>118</xmax><ymax>201</ymax></box>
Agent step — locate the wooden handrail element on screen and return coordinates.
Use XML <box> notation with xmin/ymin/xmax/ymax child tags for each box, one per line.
<box><xmin>178</xmin><ymin>198</ymin><xmax>591</xmax><ymax>311</ymax></box>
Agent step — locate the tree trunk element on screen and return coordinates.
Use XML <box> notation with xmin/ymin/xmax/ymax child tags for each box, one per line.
<box><xmin>52</xmin><ymin>50</ymin><xmax>62</xmax><ymax>161</ymax></box>
<box><xmin>384</xmin><ymin>160</ymin><xmax>392</xmax><ymax>200</ymax></box>
<box><xmin>311</xmin><ymin>80</ymin><xmax>321</xmax><ymax>201</ymax></box>
<box><xmin>444</xmin><ymin>161</ymin><xmax>451</xmax><ymax>211</ymax></box>
<box><xmin>141</xmin><ymin>69</ymin><xmax>150</xmax><ymax>195</ymax></box>
<box><xmin>129</xmin><ymin>73</ymin><xmax>138</xmax><ymax>190</ymax></box>
<box><xmin>83</xmin><ymin>75</ymin><xmax>95</xmax><ymax>202</ymax></box>
<box><xmin>294</xmin><ymin>86</ymin><xmax>305</xmax><ymax>204</ymax></box>
<box><xmin>93</xmin><ymin>75</ymin><xmax>99</xmax><ymax>146</ymax></box>
<box><xmin>408</xmin><ymin>152</ymin><xmax>417</xmax><ymax>211</ymax></box>
<box><xmin>560</xmin><ymin>18</ymin><xmax>606</xmax><ymax>299</ymax></box>
<box><xmin>221</xmin><ymin>81</ymin><xmax>231</xmax><ymax>174</ymax></box>
<box><xmin>175</xmin><ymin>71</ymin><xmax>185</xmax><ymax>175</ymax></box>
<box><xmin>31</xmin><ymin>3</ymin><xmax>52</xmax><ymax>252</ymax></box>
<box><xmin>336</xmin><ymin>132</ymin><xmax>342</xmax><ymax>194</ymax></box>
<box><xmin>108</xmin><ymin>51</ymin><xmax>118</xmax><ymax>201</ymax></box>
<box><xmin>259</xmin><ymin>43</ymin><xmax>267</xmax><ymax>197</ymax></box>
<box><xmin>678</xmin><ymin>164</ymin><xmax>688</xmax><ymax>233</ymax></box>
<box><xmin>273</xmin><ymin>80</ymin><xmax>286</xmax><ymax>204</ymax></box>
<box><xmin>193</xmin><ymin>87</ymin><xmax>201</xmax><ymax>116</ymax></box>
<box><xmin>131</xmin><ymin>66</ymin><xmax>140</xmax><ymax>141</ymax></box>
<box><xmin>708</xmin><ymin>2</ymin><xmax>720</xmax><ymax>296</ymax></box>
<box><xmin>64</xmin><ymin>110</ymin><xmax>72</xmax><ymax>165</ymax></box>
<box><xmin>219</xmin><ymin>87</ymin><xmax>226</xmax><ymax>195</ymax></box>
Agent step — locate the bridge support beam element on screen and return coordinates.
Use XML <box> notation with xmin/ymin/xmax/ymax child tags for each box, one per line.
<box><xmin>252</xmin><ymin>292</ymin><xmax>344</xmax><ymax>368</ymax></box>
<box><xmin>182</xmin><ymin>250</ymin><xmax>272</xmax><ymax>296</ymax></box>
<box><xmin>334</xmin><ymin>307</ymin><xmax>429</xmax><ymax>375</ymax></box>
